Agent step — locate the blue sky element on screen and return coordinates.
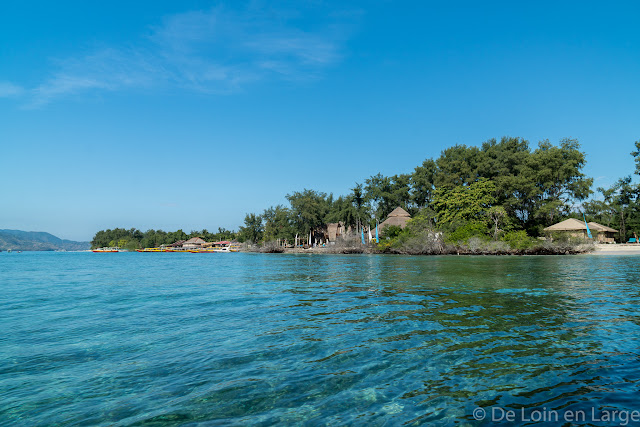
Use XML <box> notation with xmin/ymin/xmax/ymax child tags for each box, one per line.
<box><xmin>1</xmin><ymin>1</ymin><xmax>639</xmax><ymax>241</ymax></box>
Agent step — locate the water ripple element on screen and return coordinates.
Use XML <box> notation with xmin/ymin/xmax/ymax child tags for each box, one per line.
<box><xmin>1</xmin><ymin>253</ymin><xmax>640</xmax><ymax>425</ymax></box>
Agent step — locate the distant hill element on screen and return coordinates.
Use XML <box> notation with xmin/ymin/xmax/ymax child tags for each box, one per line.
<box><xmin>0</xmin><ymin>229</ymin><xmax>90</xmax><ymax>251</ymax></box>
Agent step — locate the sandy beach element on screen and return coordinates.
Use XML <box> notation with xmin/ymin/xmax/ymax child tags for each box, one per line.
<box><xmin>591</xmin><ymin>244</ymin><xmax>640</xmax><ymax>255</ymax></box>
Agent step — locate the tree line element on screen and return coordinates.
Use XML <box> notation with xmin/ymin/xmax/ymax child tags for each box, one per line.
<box><xmin>238</xmin><ymin>136</ymin><xmax>602</xmax><ymax>243</ymax></box>
<box><xmin>91</xmin><ymin>228</ymin><xmax>236</xmax><ymax>250</ymax></box>
<box><xmin>583</xmin><ymin>140</ymin><xmax>640</xmax><ymax>241</ymax></box>
<box><xmin>92</xmin><ymin>136</ymin><xmax>640</xmax><ymax>248</ymax></box>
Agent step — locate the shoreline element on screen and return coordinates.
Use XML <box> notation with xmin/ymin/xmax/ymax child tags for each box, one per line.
<box><xmin>262</xmin><ymin>244</ymin><xmax>595</xmax><ymax>256</ymax></box>
<box><xmin>590</xmin><ymin>244</ymin><xmax>640</xmax><ymax>255</ymax></box>
<box><xmin>261</xmin><ymin>243</ymin><xmax>640</xmax><ymax>256</ymax></box>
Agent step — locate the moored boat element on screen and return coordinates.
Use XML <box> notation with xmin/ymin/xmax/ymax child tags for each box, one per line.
<box><xmin>164</xmin><ymin>247</ymin><xmax>190</xmax><ymax>253</ymax></box>
<box><xmin>210</xmin><ymin>241</ymin><xmax>232</xmax><ymax>252</ymax></box>
<box><xmin>189</xmin><ymin>248</ymin><xmax>217</xmax><ymax>253</ymax></box>
<box><xmin>92</xmin><ymin>247</ymin><xmax>123</xmax><ymax>253</ymax></box>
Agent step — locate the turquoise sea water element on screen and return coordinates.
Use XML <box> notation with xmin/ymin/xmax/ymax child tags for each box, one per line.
<box><xmin>2</xmin><ymin>252</ymin><xmax>640</xmax><ymax>425</ymax></box>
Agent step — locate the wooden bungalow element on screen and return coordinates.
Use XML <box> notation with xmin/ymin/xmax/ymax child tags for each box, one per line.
<box><xmin>326</xmin><ymin>222</ymin><xmax>348</xmax><ymax>241</ymax></box>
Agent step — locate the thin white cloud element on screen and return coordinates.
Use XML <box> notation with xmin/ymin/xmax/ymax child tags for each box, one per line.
<box><xmin>28</xmin><ymin>48</ymin><xmax>168</xmax><ymax>106</ymax></box>
<box><xmin>6</xmin><ymin>4</ymin><xmax>353</xmax><ymax>106</ymax></box>
<box><xmin>0</xmin><ymin>82</ymin><xmax>24</xmax><ymax>98</ymax></box>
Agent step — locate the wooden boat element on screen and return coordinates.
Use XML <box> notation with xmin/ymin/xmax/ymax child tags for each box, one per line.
<box><xmin>92</xmin><ymin>247</ymin><xmax>123</xmax><ymax>253</ymax></box>
<box><xmin>189</xmin><ymin>248</ymin><xmax>217</xmax><ymax>253</ymax></box>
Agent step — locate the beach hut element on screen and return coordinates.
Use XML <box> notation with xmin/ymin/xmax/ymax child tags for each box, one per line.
<box><xmin>587</xmin><ymin>222</ymin><xmax>618</xmax><ymax>243</ymax></box>
<box><xmin>543</xmin><ymin>218</ymin><xmax>618</xmax><ymax>243</ymax></box>
<box><xmin>379</xmin><ymin>207</ymin><xmax>412</xmax><ymax>232</ymax></box>
<box><xmin>326</xmin><ymin>222</ymin><xmax>348</xmax><ymax>241</ymax></box>
<box><xmin>182</xmin><ymin>237</ymin><xmax>207</xmax><ymax>249</ymax></box>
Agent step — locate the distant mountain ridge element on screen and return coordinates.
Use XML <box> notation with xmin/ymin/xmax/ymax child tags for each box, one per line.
<box><xmin>0</xmin><ymin>229</ymin><xmax>90</xmax><ymax>251</ymax></box>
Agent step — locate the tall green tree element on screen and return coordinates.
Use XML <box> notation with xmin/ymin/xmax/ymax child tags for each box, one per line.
<box><xmin>325</xmin><ymin>195</ymin><xmax>358</xmax><ymax>228</ymax></box>
<box><xmin>528</xmin><ymin>138</ymin><xmax>593</xmax><ymax>227</ymax></box>
<box><xmin>476</xmin><ymin>137</ymin><xmax>534</xmax><ymax>224</ymax></box>
<box><xmin>350</xmin><ymin>183</ymin><xmax>369</xmax><ymax>229</ymax></box>
<box><xmin>262</xmin><ymin>205</ymin><xmax>294</xmax><ymax>242</ymax></box>
<box><xmin>390</xmin><ymin>174</ymin><xmax>412</xmax><ymax>213</ymax></box>
<box><xmin>411</xmin><ymin>158</ymin><xmax>437</xmax><ymax>209</ymax></box>
<box><xmin>432</xmin><ymin>179</ymin><xmax>497</xmax><ymax>226</ymax></box>
<box><xmin>631</xmin><ymin>139</ymin><xmax>640</xmax><ymax>175</ymax></box>
<box><xmin>583</xmin><ymin>186</ymin><xmax>616</xmax><ymax>228</ymax></box>
<box><xmin>238</xmin><ymin>213</ymin><xmax>263</xmax><ymax>243</ymax></box>
<box><xmin>611</xmin><ymin>176</ymin><xmax>638</xmax><ymax>241</ymax></box>
<box><xmin>363</xmin><ymin>173</ymin><xmax>412</xmax><ymax>221</ymax></box>
<box><xmin>364</xmin><ymin>173</ymin><xmax>393</xmax><ymax>220</ymax></box>
<box><xmin>433</xmin><ymin>144</ymin><xmax>480</xmax><ymax>189</ymax></box>
<box><xmin>286</xmin><ymin>189</ymin><xmax>331</xmax><ymax>235</ymax></box>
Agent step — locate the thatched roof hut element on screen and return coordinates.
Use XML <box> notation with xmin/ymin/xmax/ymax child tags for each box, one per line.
<box><xmin>379</xmin><ymin>207</ymin><xmax>412</xmax><ymax>231</ymax></box>
<box><xmin>543</xmin><ymin>218</ymin><xmax>587</xmax><ymax>232</ymax></box>
<box><xmin>544</xmin><ymin>218</ymin><xmax>618</xmax><ymax>243</ymax></box>
<box><xmin>182</xmin><ymin>237</ymin><xmax>207</xmax><ymax>248</ymax></box>
<box><xmin>587</xmin><ymin>222</ymin><xmax>618</xmax><ymax>233</ymax></box>
<box><xmin>588</xmin><ymin>222</ymin><xmax>618</xmax><ymax>243</ymax></box>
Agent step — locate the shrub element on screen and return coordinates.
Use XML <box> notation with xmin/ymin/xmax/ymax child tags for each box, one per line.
<box><xmin>445</xmin><ymin>221</ymin><xmax>489</xmax><ymax>243</ymax></box>
<box><xmin>382</xmin><ymin>225</ymin><xmax>403</xmax><ymax>239</ymax></box>
<box><xmin>393</xmin><ymin>230</ymin><xmax>445</xmax><ymax>254</ymax></box>
<box><xmin>260</xmin><ymin>241</ymin><xmax>285</xmax><ymax>253</ymax></box>
<box><xmin>501</xmin><ymin>230</ymin><xmax>536</xmax><ymax>250</ymax></box>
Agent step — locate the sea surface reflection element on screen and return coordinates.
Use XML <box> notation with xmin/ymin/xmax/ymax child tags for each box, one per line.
<box><xmin>1</xmin><ymin>252</ymin><xmax>639</xmax><ymax>425</ymax></box>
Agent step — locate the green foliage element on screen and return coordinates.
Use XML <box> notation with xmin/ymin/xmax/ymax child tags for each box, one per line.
<box><xmin>445</xmin><ymin>221</ymin><xmax>489</xmax><ymax>243</ymax></box>
<box><xmin>631</xmin><ymin>139</ymin><xmax>640</xmax><ymax>176</ymax></box>
<box><xmin>411</xmin><ymin>159</ymin><xmax>437</xmax><ymax>208</ymax></box>
<box><xmin>487</xmin><ymin>206</ymin><xmax>508</xmax><ymax>240</ymax></box>
<box><xmin>604</xmin><ymin>176</ymin><xmax>637</xmax><ymax>241</ymax></box>
<box><xmin>405</xmin><ymin>208</ymin><xmax>436</xmax><ymax>232</ymax></box>
<box><xmin>238</xmin><ymin>213</ymin><xmax>263</xmax><ymax>243</ymax></box>
<box><xmin>360</xmin><ymin>173</ymin><xmax>415</xmax><ymax>221</ymax></box>
<box><xmin>434</xmin><ymin>144</ymin><xmax>481</xmax><ymax>189</ymax></box>
<box><xmin>584</xmin><ymin>151</ymin><xmax>640</xmax><ymax>242</ymax></box>
<box><xmin>433</xmin><ymin>179</ymin><xmax>497</xmax><ymax>225</ymax></box>
<box><xmin>426</xmin><ymin>137</ymin><xmax>592</xmax><ymax>233</ymax></box>
<box><xmin>328</xmin><ymin>183</ymin><xmax>371</xmax><ymax>230</ymax></box>
<box><xmin>381</xmin><ymin>225</ymin><xmax>403</xmax><ymax>239</ymax></box>
<box><xmin>325</xmin><ymin>195</ymin><xmax>358</xmax><ymax>228</ymax></box>
<box><xmin>235</xmin><ymin>135</ymin><xmax>602</xmax><ymax>246</ymax></box>
<box><xmin>94</xmin><ymin>135</ymin><xmax>604</xmax><ymax>251</ymax></box>
<box><xmin>91</xmin><ymin>227</ymin><xmax>237</xmax><ymax>249</ymax></box>
<box><xmin>92</xmin><ymin>228</ymin><xmax>130</xmax><ymax>248</ymax></box>
<box><xmin>124</xmin><ymin>240</ymin><xmax>140</xmax><ymax>250</ymax></box>
<box><xmin>286</xmin><ymin>189</ymin><xmax>331</xmax><ymax>235</ymax></box>
<box><xmin>528</xmin><ymin>138</ymin><xmax>593</xmax><ymax>226</ymax></box>
<box><xmin>500</xmin><ymin>230</ymin><xmax>536</xmax><ymax>250</ymax></box>
<box><xmin>262</xmin><ymin>205</ymin><xmax>295</xmax><ymax>242</ymax></box>
<box><xmin>611</xmin><ymin>176</ymin><xmax>639</xmax><ymax>241</ymax></box>
<box><xmin>476</xmin><ymin>137</ymin><xmax>533</xmax><ymax>224</ymax></box>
